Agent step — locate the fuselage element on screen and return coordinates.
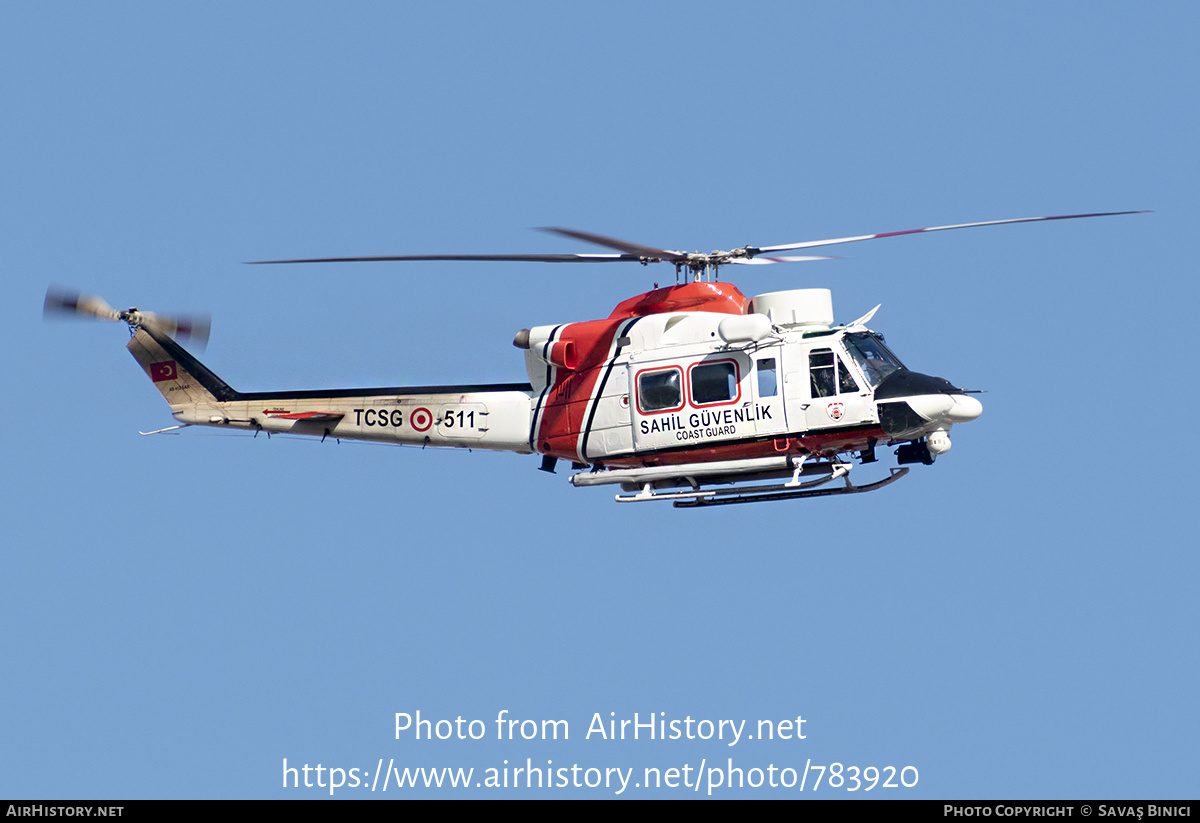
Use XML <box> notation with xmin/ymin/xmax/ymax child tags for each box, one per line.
<box><xmin>140</xmin><ymin>281</ymin><xmax>980</xmax><ymax>471</ymax></box>
<box><xmin>520</xmin><ymin>282</ymin><xmax>980</xmax><ymax>469</ymax></box>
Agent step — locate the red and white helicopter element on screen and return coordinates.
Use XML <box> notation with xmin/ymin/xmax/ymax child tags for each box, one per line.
<box><xmin>47</xmin><ymin>211</ymin><xmax>1141</xmax><ymax>507</ymax></box>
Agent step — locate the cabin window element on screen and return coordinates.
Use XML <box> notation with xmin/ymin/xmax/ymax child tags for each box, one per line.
<box><xmin>637</xmin><ymin>367</ymin><xmax>683</xmax><ymax>413</ymax></box>
<box><xmin>809</xmin><ymin>349</ymin><xmax>860</xmax><ymax>397</ymax></box>
<box><xmin>810</xmin><ymin>350</ymin><xmax>836</xmax><ymax>398</ymax></box>
<box><xmin>757</xmin><ymin>358</ymin><xmax>777</xmax><ymax>398</ymax></box>
<box><xmin>689</xmin><ymin>360</ymin><xmax>740</xmax><ymax>406</ymax></box>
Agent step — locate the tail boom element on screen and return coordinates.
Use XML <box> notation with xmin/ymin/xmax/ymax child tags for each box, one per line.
<box><xmin>174</xmin><ymin>389</ymin><xmax>535</xmax><ymax>452</ymax></box>
<box><xmin>128</xmin><ymin>327</ymin><xmax>534</xmax><ymax>453</ymax></box>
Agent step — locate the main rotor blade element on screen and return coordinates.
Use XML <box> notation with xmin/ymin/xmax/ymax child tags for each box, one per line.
<box><xmin>753</xmin><ymin>211</ymin><xmax>1149</xmax><ymax>254</ymax></box>
<box><xmin>248</xmin><ymin>253</ymin><xmax>644</xmax><ymax>264</ymax></box>
<box><xmin>727</xmin><ymin>255</ymin><xmax>838</xmax><ymax>265</ymax></box>
<box><xmin>249</xmin><ymin>210</ymin><xmax>1147</xmax><ymax>270</ymax></box>
<box><xmin>538</xmin><ymin>227</ymin><xmax>686</xmax><ymax>263</ymax></box>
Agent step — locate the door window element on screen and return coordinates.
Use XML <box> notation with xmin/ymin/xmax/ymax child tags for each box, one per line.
<box><xmin>809</xmin><ymin>348</ymin><xmax>859</xmax><ymax>397</ymax></box>
<box><xmin>757</xmin><ymin>358</ymin><xmax>777</xmax><ymax>398</ymax></box>
<box><xmin>636</xmin><ymin>367</ymin><xmax>683</xmax><ymax>413</ymax></box>
<box><xmin>689</xmin><ymin>360</ymin><xmax>740</xmax><ymax>406</ymax></box>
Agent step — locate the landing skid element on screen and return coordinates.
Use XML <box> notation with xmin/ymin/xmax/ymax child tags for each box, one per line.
<box><xmin>671</xmin><ymin>468</ymin><xmax>908</xmax><ymax>508</ymax></box>
<box><xmin>597</xmin><ymin>452</ymin><xmax>910</xmax><ymax>506</ymax></box>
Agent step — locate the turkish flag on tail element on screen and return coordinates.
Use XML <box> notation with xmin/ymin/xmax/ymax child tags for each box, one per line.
<box><xmin>150</xmin><ymin>361</ymin><xmax>178</xmax><ymax>382</ymax></box>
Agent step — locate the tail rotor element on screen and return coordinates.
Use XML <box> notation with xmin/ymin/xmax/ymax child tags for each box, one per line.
<box><xmin>44</xmin><ymin>287</ymin><xmax>210</xmax><ymax>349</ymax></box>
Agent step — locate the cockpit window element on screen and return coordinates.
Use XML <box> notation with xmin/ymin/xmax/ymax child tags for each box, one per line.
<box><xmin>843</xmin><ymin>332</ymin><xmax>905</xmax><ymax>388</ymax></box>
<box><xmin>838</xmin><ymin>357</ymin><xmax>860</xmax><ymax>394</ymax></box>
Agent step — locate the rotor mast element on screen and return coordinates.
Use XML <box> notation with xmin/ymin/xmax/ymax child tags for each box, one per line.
<box><xmin>674</xmin><ymin>247</ymin><xmax>760</xmax><ymax>283</ymax></box>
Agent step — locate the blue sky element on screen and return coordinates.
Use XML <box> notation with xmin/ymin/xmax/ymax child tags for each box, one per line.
<box><xmin>2</xmin><ymin>3</ymin><xmax>1196</xmax><ymax>798</ymax></box>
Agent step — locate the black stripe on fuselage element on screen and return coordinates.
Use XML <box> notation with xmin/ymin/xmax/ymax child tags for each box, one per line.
<box><xmin>146</xmin><ymin>327</ymin><xmax>240</xmax><ymax>401</ymax></box>
<box><xmin>580</xmin><ymin>317</ymin><xmax>643</xmax><ymax>461</ymax></box>
<box><xmin>236</xmin><ymin>384</ymin><xmax>533</xmax><ymax>400</ymax></box>
<box><xmin>146</xmin><ymin>326</ymin><xmax>531</xmax><ymax>401</ymax></box>
<box><xmin>528</xmin><ymin>325</ymin><xmax>564</xmax><ymax>452</ymax></box>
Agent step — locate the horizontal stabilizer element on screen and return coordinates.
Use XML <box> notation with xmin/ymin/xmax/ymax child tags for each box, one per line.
<box><xmin>261</xmin><ymin>410</ymin><xmax>346</xmax><ymax>421</ymax></box>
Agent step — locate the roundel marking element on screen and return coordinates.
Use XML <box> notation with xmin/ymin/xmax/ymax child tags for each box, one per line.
<box><xmin>411</xmin><ymin>407</ymin><xmax>433</xmax><ymax>432</ymax></box>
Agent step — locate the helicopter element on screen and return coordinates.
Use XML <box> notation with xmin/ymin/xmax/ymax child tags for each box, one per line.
<box><xmin>45</xmin><ymin>211</ymin><xmax>1143</xmax><ymax>507</ymax></box>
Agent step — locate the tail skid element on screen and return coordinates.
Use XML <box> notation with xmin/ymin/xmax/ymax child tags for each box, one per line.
<box><xmin>139</xmin><ymin>424</ymin><xmax>191</xmax><ymax>436</ymax></box>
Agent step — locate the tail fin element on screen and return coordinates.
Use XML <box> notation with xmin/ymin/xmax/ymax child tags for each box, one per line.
<box><xmin>126</xmin><ymin>327</ymin><xmax>240</xmax><ymax>408</ymax></box>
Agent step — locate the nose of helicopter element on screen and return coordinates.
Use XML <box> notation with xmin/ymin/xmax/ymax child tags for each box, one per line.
<box><xmin>874</xmin><ymin>370</ymin><xmax>982</xmax><ymax>436</ymax></box>
<box><xmin>906</xmin><ymin>392</ymin><xmax>982</xmax><ymax>424</ymax></box>
<box><xmin>948</xmin><ymin>393</ymin><xmax>982</xmax><ymax>422</ymax></box>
